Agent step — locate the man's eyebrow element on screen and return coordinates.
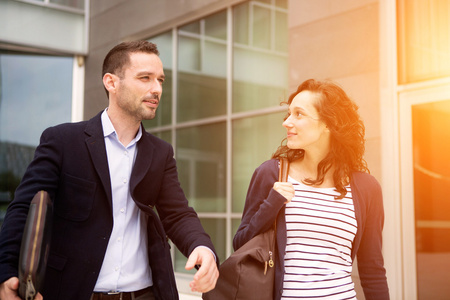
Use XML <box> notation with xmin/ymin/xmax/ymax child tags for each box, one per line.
<box><xmin>136</xmin><ymin>71</ymin><xmax>165</xmax><ymax>79</ymax></box>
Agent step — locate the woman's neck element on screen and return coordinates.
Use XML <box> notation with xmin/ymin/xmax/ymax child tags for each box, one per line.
<box><xmin>290</xmin><ymin>155</ymin><xmax>335</xmax><ymax>188</ymax></box>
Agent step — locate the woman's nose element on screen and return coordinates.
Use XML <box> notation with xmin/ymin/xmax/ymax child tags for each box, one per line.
<box><xmin>283</xmin><ymin>119</ymin><xmax>292</xmax><ymax>128</ymax></box>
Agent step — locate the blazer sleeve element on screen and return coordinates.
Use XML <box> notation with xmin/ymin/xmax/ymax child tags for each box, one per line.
<box><xmin>152</xmin><ymin>142</ymin><xmax>218</xmax><ymax>261</ymax></box>
<box><xmin>0</xmin><ymin>125</ymin><xmax>62</xmax><ymax>284</ymax></box>
<box><xmin>233</xmin><ymin>159</ymin><xmax>286</xmax><ymax>251</ymax></box>
<box><xmin>354</xmin><ymin>173</ymin><xmax>390</xmax><ymax>300</ymax></box>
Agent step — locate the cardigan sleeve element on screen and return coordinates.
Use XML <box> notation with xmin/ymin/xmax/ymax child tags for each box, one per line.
<box><xmin>353</xmin><ymin>173</ymin><xmax>390</xmax><ymax>300</ymax></box>
<box><xmin>233</xmin><ymin>159</ymin><xmax>286</xmax><ymax>251</ymax></box>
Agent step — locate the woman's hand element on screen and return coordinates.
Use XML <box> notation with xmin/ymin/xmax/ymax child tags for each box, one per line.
<box><xmin>273</xmin><ymin>182</ymin><xmax>295</xmax><ymax>204</ymax></box>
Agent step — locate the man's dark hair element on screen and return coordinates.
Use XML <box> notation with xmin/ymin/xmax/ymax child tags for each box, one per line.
<box><xmin>102</xmin><ymin>40</ymin><xmax>159</xmax><ymax>97</ymax></box>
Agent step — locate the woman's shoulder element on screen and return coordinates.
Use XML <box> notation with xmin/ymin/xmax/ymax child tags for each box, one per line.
<box><xmin>351</xmin><ymin>171</ymin><xmax>383</xmax><ymax>206</ymax></box>
<box><xmin>249</xmin><ymin>159</ymin><xmax>279</xmax><ymax>183</ymax></box>
<box><xmin>256</xmin><ymin>159</ymin><xmax>279</xmax><ymax>171</ymax></box>
<box><xmin>351</xmin><ymin>171</ymin><xmax>381</xmax><ymax>189</ymax></box>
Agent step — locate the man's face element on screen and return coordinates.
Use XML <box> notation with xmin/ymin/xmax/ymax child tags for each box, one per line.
<box><xmin>114</xmin><ymin>52</ymin><xmax>165</xmax><ymax>121</ymax></box>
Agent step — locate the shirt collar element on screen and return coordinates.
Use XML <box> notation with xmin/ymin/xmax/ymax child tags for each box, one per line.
<box><xmin>101</xmin><ymin>108</ymin><xmax>143</xmax><ymax>143</ymax></box>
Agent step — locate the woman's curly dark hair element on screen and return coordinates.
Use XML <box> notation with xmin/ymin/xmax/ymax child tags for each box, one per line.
<box><xmin>272</xmin><ymin>79</ymin><xmax>369</xmax><ymax>199</ymax></box>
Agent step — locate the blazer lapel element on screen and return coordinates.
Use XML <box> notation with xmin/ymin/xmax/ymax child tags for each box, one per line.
<box><xmin>84</xmin><ymin>113</ymin><xmax>113</xmax><ymax>207</ymax></box>
<box><xmin>130</xmin><ymin>126</ymin><xmax>155</xmax><ymax>199</ymax></box>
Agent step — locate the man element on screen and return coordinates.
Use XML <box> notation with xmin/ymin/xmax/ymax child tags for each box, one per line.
<box><xmin>0</xmin><ymin>41</ymin><xmax>219</xmax><ymax>300</ymax></box>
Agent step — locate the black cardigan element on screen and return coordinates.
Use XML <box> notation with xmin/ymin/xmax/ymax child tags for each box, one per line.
<box><xmin>233</xmin><ymin>159</ymin><xmax>389</xmax><ymax>300</ymax></box>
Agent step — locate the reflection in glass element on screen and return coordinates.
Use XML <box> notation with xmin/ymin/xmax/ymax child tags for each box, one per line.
<box><xmin>0</xmin><ymin>53</ymin><xmax>72</xmax><ymax>208</ymax></box>
<box><xmin>178</xmin><ymin>36</ymin><xmax>201</xmax><ymax>73</ymax></box>
<box><xmin>144</xmin><ymin>32</ymin><xmax>173</xmax><ymax>129</ymax></box>
<box><xmin>149</xmin><ymin>130</ymin><xmax>171</xmax><ymax>145</ymax></box>
<box><xmin>252</xmin><ymin>6</ymin><xmax>271</xmax><ymax>49</ymax></box>
<box><xmin>174</xmin><ymin>218</ymin><xmax>226</xmax><ymax>274</ymax></box>
<box><xmin>205</xmin><ymin>10</ymin><xmax>227</xmax><ymax>40</ymax></box>
<box><xmin>50</xmin><ymin>0</ymin><xmax>84</xmax><ymax>9</ymax></box>
<box><xmin>233</xmin><ymin>2</ymin><xmax>288</xmax><ymax>113</ymax></box>
<box><xmin>233</xmin><ymin>3</ymin><xmax>249</xmax><ymax>45</ymax></box>
<box><xmin>275</xmin><ymin>11</ymin><xmax>288</xmax><ymax>52</ymax></box>
<box><xmin>232</xmin><ymin>111</ymin><xmax>286</xmax><ymax>212</ymax></box>
<box><xmin>177</xmin><ymin>12</ymin><xmax>227</xmax><ymax>122</ymax></box>
<box><xmin>398</xmin><ymin>0</ymin><xmax>450</xmax><ymax>84</ymax></box>
<box><xmin>176</xmin><ymin>123</ymin><xmax>226</xmax><ymax>213</ymax></box>
<box><xmin>146</xmin><ymin>2</ymin><xmax>289</xmax><ymax>279</ymax></box>
<box><xmin>412</xmin><ymin>100</ymin><xmax>450</xmax><ymax>299</ymax></box>
<box><xmin>180</xmin><ymin>21</ymin><xmax>200</xmax><ymax>34</ymax></box>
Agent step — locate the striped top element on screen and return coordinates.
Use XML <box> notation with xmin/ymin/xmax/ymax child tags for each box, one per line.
<box><xmin>281</xmin><ymin>177</ymin><xmax>357</xmax><ymax>300</ymax></box>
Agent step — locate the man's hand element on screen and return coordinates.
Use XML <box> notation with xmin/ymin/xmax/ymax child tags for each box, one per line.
<box><xmin>0</xmin><ymin>277</ymin><xmax>43</xmax><ymax>300</ymax></box>
<box><xmin>185</xmin><ymin>247</ymin><xmax>219</xmax><ymax>293</ymax></box>
<box><xmin>0</xmin><ymin>277</ymin><xmax>20</xmax><ymax>300</ymax></box>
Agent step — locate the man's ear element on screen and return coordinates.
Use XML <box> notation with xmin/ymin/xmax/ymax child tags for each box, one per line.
<box><xmin>103</xmin><ymin>73</ymin><xmax>117</xmax><ymax>95</ymax></box>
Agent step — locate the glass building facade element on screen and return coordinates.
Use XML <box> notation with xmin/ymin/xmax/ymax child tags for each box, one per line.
<box><xmin>144</xmin><ymin>0</ymin><xmax>288</xmax><ymax>273</ymax></box>
<box><xmin>0</xmin><ymin>0</ymin><xmax>86</xmax><ymax>226</ymax></box>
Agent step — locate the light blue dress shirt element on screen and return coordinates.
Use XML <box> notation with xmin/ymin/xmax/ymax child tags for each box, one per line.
<box><xmin>94</xmin><ymin>110</ymin><xmax>152</xmax><ymax>292</ymax></box>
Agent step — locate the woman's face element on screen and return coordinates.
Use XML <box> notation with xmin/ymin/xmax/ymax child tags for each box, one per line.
<box><xmin>283</xmin><ymin>90</ymin><xmax>330</xmax><ymax>153</ymax></box>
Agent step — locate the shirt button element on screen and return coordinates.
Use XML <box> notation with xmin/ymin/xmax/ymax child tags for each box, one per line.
<box><xmin>120</xmin><ymin>208</ymin><xmax>125</xmax><ymax>213</ymax></box>
<box><xmin>123</xmin><ymin>178</ymin><xmax>127</xmax><ymax>184</ymax></box>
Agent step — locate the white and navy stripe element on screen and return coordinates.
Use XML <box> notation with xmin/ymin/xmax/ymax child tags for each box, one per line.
<box><xmin>281</xmin><ymin>177</ymin><xmax>357</xmax><ymax>299</ymax></box>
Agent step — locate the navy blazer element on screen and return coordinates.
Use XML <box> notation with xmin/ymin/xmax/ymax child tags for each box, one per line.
<box><xmin>233</xmin><ymin>159</ymin><xmax>389</xmax><ymax>300</ymax></box>
<box><xmin>0</xmin><ymin>111</ymin><xmax>216</xmax><ymax>300</ymax></box>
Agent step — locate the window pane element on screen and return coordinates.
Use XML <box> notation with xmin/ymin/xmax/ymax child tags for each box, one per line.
<box><xmin>144</xmin><ymin>32</ymin><xmax>173</xmax><ymax>129</ymax></box>
<box><xmin>412</xmin><ymin>100</ymin><xmax>450</xmax><ymax>299</ymax></box>
<box><xmin>205</xmin><ymin>10</ymin><xmax>227</xmax><ymax>40</ymax></box>
<box><xmin>276</xmin><ymin>0</ymin><xmax>288</xmax><ymax>9</ymax></box>
<box><xmin>275</xmin><ymin>11</ymin><xmax>288</xmax><ymax>52</ymax></box>
<box><xmin>180</xmin><ymin>21</ymin><xmax>200</xmax><ymax>34</ymax></box>
<box><xmin>177</xmin><ymin>13</ymin><xmax>227</xmax><ymax>122</ymax></box>
<box><xmin>50</xmin><ymin>0</ymin><xmax>84</xmax><ymax>9</ymax></box>
<box><xmin>398</xmin><ymin>0</ymin><xmax>450</xmax><ymax>84</ymax></box>
<box><xmin>233</xmin><ymin>48</ymin><xmax>288</xmax><ymax>112</ymax></box>
<box><xmin>176</xmin><ymin>123</ymin><xmax>226</xmax><ymax>213</ymax></box>
<box><xmin>150</xmin><ymin>130</ymin><xmax>172</xmax><ymax>145</ymax></box>
<box><xmin>252</xmin><ymin>6</ymin><xmax>271</xmax><ymax>49</ymax></box>
<box><xmin>174</xmin><ymin>218</ymin><xmax>226</xmax><ymax>273</ymax></box>
<box><xmin>233</xmin><ymin>2</ymin><xmax>249</xmax><ymax>45</ymax></box>
<box><xmin>0</xmin><ymin>53</ymin><xmax>72</xmax><ymax>225</ymax></box>
<box><xmin>232</xmin><ymin>111</ymin><xmax>286</xmax><ymax>212</ymax></box>
<box><xmin>178</xmin><ymin>36</ymin><xmax>201</xmax><ymax>73</ymax></box>
<box><xmin>233</xmin><ymin>3</ymin><xmax>288</xmax><ymax>113</ymax></box>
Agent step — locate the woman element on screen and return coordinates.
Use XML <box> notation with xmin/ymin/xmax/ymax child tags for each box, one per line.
<box><xmin>233</xmin><ymin>79</ymin><xmax>389</xmax><ymax>299</ymax></box>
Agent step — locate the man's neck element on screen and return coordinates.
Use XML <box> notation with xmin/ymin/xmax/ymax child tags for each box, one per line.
<box><xmin>106</xmin><ymin>108</ymin><xmax>140</xmax><ymax>147</ymax></box>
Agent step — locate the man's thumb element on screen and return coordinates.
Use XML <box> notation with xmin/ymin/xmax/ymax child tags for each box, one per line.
<box><xmin>185</xmin><ymin>251</ymin><xmax>199</xmax><ymax>270</ymax></box>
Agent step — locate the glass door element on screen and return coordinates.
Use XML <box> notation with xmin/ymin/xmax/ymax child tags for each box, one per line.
<box><xmin>412</xmin><ymin>100</ymin><xmax>450</xmax><ymax>299</ymax></box>
<box><xmin>400</xmin><ymin>84</ymin><xmax>450</xmax><ymax>300</ymax></box>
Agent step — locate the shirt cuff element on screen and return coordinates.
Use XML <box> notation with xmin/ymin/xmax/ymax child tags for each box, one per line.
<box><xmin>194</xmin><ymin>245</ymin><xmax>217</xmax><ymax>262</ymax></box>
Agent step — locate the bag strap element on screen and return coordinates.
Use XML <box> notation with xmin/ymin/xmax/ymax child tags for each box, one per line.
<box><xmin>267</xmin><ymin>158</ymin><xmax>290</xmax><ymax>271</ymax></box>
<box><xmin>274</xmin><ymin>158</ymin><xmax>290</xmax><ymax>231</ymax></box>
<box><xmin>278</xmin><ymin>157</ymin><xmax>289</xmax><ymax>182</ymax></box>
